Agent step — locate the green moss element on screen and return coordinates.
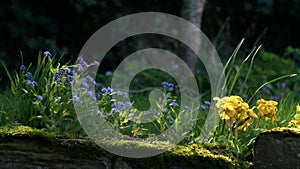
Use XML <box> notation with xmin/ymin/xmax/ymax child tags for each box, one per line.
<box><xmin>0</xmin><ymin>125</ymin><xmax>55</xmax><ymax>141</ymax></box>
<box><xmin>0</xmin><ymin>125</ymin><xmax>253</xmax><ymax>168</ymax></box>
<box><xmin>2</xmin><ymin>126</ymin><xmax>298</xmax><ymax>169</ymax></box>
<box><xmin>165</xmin><ymin>144</ymin><xmax>253</xmax><ymax>169</ymax></box>
<box><xmin>0</xmin><ymin>125</ymin><xmax>105</xmax><ymax>159</ymax></box>
<box><xmin>263</xmin><ymin>127</ymin><xmax>300</xmax><ymax>136</ymax></box>
<box><xmin>88</xmin><ymin>139</ymin><xmax>253</xmax><ymax>168</ymax></box>
<box><xmin>99</xmin><ymin>138</ymin><xmax>173</xmax><ymax>150</ymax></box>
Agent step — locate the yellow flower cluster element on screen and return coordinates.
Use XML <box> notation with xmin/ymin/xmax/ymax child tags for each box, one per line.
<box><xmin>256</xmin><ymin>98</ymin><xmax>278</xmax><ymax>123</ymax></box>
<box><xmin>214</xmin><ymin>96</ymin><xmax>279</xmax><ymax>131</ymax></box>
<box><xmin>289</xmin><ymin>105</ymin><xmax>300</xmax><ymax>128</ymax></box>
<box><xmin>214</xmin><ymin>96</ymin><xmax>258</xmax><ymax>131</ymax></box>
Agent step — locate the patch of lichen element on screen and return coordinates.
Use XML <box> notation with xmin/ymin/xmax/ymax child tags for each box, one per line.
<box><xmin>123</xmin><ymin>144</ymin><xmax>252</xmax><ymax>169</ymax></box>
<box><xmin>0</xmin><ymin>125</ymin><xmax>105</xmax><ymax>159</ymax></box>
<box><xmin>110</xmin><ymin>142</ymin><xmax>253</xmax><ymax>169</ymax></box>
<box><xmin>98</xmin><ymin>137</ymin><xmax>173</xmax><ymax>150</ymax></box>
<box><xmin>0</xmin><ymin>125</ymin><xmax>55</xmax><ymax>142</ymax></box>
<box><xmin>262</xmin><ymin>127</ymin><xmax>300</xmax><ymax>136</ymax></box>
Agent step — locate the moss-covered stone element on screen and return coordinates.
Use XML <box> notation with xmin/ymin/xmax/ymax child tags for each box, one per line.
<box><xmin>0</xmin><ymin>125</ymin><xmax>54</xmax><ymax>141</ymax></box>
<box><xmin>0</xmin><ymin>125</ymin><xmax>253</xmax><ymax>169</ymax></box>
<box><xmin>254</xmin><ymin>127</ymin><xmax>300</xmax><ymax>169</ymax></box>
<box><xmin>259</xmin><ymin>127</ymin><xmax>300</xmax><ymax>135</ymax></box>
<box><xmin>163</xmin><ymin>144</ymin><xmax>252</xmax><ymax>169</ymax></box>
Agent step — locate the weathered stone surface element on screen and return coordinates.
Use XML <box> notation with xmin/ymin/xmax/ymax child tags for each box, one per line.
<box><xmin>0</xmin><ymin>126</ymin><xmax>252</xmax><ymax>169</ymax></box>
<box><xmin>254</xmin><ymin>127</ymin><xmax>300</xmax><ymax>169</ymax></box>
<box><xmin>0</xmin><ymin>138</ymin><xmax>107</xmax><ymax>169</ymax></box>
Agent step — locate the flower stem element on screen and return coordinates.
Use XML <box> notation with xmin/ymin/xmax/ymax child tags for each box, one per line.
<box><xmin>256</xmin><ymin>118</ymin><xmax>261</xmax><ymax>129</ymax></box>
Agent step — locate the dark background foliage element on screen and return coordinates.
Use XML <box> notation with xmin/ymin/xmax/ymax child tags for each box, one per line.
<box><xmin>0</xmin><ymin>0</ymin><xmax>299</xmax><ymax>88</ymax></box>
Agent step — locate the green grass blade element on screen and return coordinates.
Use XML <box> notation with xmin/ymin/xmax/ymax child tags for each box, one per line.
<box><xmin>239</xmin><ymin>45</ymin><xmax>262</xmax><ymax>95</ymax></box>
<box><xmin>247</xmin><ymin>74</ymin><xmax>297</xmax><ymax>103</ymax></box>
<box><xmin>224</xmin><ymin>39</ymin><xmax>245</xmax><ymax>80</ymax></box>
<box><xmin>218</xmin><ymin>39</ymin><xmax>245</xmax><ymax>96</ymax></box>
<box><xmin>0</xmin><ymin>60</ymin><xmax>17</xmax><ymax>94</ymax></box>
<box><xmin>228</xmin><ymin>46</ymin><xmax>256</xmax><ymax>95</ymax></box>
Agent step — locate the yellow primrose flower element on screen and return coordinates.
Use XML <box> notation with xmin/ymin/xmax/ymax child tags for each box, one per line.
<box><xmin>237</xmin><ymin>118</ymin><xmax>253</xmax><ymax>131</ymax></box>
<box><xmin>248</xmin><ymin>108</ymin><xmax>258</xmax><ymax>118</ymax></box>
<box><xmin>256</xmin><ymin>98</ymin><xmax>278</xmax><ymax>123</ymax></box>
<box><xmin>236</xmin><ymin>108</ymin><xmax>258</xmax><ymax>131</ymax></box>
<box><xmin>215</xmin><ymin>95</ymin><xmax>257</xmax><ymax>131</ymax></box>
<box><xmin>289</xmin><ymin>120</ymin><xmax>300</xmax><ymax>129</ymax></box>
<box><xmin>214</xmin><ymin>96</ymin><xmax>228</xmax><ymax>109</ymax></box>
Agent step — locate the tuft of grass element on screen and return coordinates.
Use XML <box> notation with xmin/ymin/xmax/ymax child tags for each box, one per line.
<box><xmin>0</xmin><ymin>51</ymin><xmax>81</xmax><ymax>134</ymax></box>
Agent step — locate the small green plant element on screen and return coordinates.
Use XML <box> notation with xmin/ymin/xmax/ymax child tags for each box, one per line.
<box><xmin>0</xmin><ymin>41</ymin><xmax>298</xmax><ymax>162</ymax></box>
<box><xmin>211</xmin><ymin>39</ymin><xmax>298</xmax><ymax>159</ymax></box>
<box><xmin>288</xmin><ymin>104</ymin><xmax>300</xmax><ymax>128</ymax></box>
<box><xmin>72</xmin><ymin>57</ymin><xmax>202</xmax><ymax>140</ymax></box>
<box><xmin>94</xmin><ymin>81</ymin><xmax>181</xmax><ymax>138</ymax></box>
<box><xmin>213</xmin><ymin>95</ymin><xmax>278</xmax><ymax>158</ymax></box>
<box><xmin>0</xmin><ymin>51</ymin><xmax>81</xmax><ymax>134</ymax></box>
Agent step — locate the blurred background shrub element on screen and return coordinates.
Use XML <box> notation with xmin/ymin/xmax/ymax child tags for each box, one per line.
<box><xmin>0</xmin><ymin>0</ymin><xmax>299</xmax><ymax>88</ymax></box>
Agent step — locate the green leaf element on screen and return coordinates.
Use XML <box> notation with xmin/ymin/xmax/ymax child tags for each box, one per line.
<box><xmin>248</xmin><ymin>74</ymin><xmax>297</xmax><ymax>103</ymax></box>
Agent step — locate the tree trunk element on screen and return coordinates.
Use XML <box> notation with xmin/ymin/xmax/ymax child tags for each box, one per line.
<box><xmin>180</xmin><ymin>0</ymin><xmax>206</xmax><ymax>71</ymax></box>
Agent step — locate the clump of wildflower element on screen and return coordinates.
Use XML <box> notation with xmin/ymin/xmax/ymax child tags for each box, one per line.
<box><xmin>79</xmin><ymin>57</ymin><xmax>88</xmax><ymax>67</ymax></box>
<box><xmin>105</xmin><ymin>71</ymin><xmax>113</xmax><ymax>76</ymax></box>
<box><xmin>53</xmin><ymin>74</ymin><xmax>60</xmax><ymax>81</ymax></box>
<box><xmin>288</xmin><ymin>105</ymin><xmax>300</xmax><ymax>128</ymax></box>
<box><xmin>86</xmin><ymin>91</ymin><xmax>94</xmax><ymax>97</ymax></box>
<box><xmin>116</xmin><ymin>101</ymin><xmax>131</xmax><ymax>110</ymax></box>
<box><xmin>96</xmin><ymin>92</ymin><xmax>101</xmax><ymax>99</ymax></box>
<box><xmin>93</xmin><ymin>61</ymin><xmax>100</xmax><ymax>66</ymax></box>
<box><xmin>169</xmin><ymin>101</ymin><xmax>179</xmax><ymax>107</ymax></box>
<box><xmin>58</xmin><ymin>69</ymin><xmax>65</xmax><ymax>74</ymax></box>
<box><xmin>117</xmin><ymin>91</ymin><xmax>123</xmax><ymax>96</ymax></box>
<box><xmin>82</xmin><ymin>81</ymin><xmax>89</xmax><ymax>89</ymax></box>
<box><xmin>44</xmin><ymin>51</ymin><xmax>52</xmax><ymax>57</ymax></box>
<box><xmin>27</xmin><ymin>80</ymin><xmax>38</xmax><ymax>86</ymax></box>
<box><xmin>204</xmin><ymin>101</ymin><xmax>211</xmax><ymax>107</ymax></box>
<box><xmin>25</xmin><ymin>72</ymin><xmax>33</xmax><ymax>78</ymax></box>
<box><xmin>214</xmin><ymin>95</ymin><xmax>257</xmax><ymax>132</ymax></box>
<box><xmin>20</xmin><ymin>65</ymin><xmax>26</xmax><ymax>71</ymax></box>
<box><xmin>101</xmin><ymin>87</ymin><xmax>113</xmax><ymax>94</ymax></box>
<box><xmin>256</xmin><ymin>98</ymin><xmax>278</xmax><ymax>123</ymax></box>
<box><xmin>86</xmin><ymin>75</ymin><xmax>97</xmax><ymax>86</ymax></box>
<box><xmin>199</xmin><ymin>101</ymin><xmax>210</xmax><ymax>111</ymax></box>
<box><xmin>111</xmin><ymin>104</ymin><xmax>119</xmax><ymax>114</ymax></box>
<box><xmin>161</xmin><ymin>81</ymin><xmax>174</xmax><ymax>91</ymax></box>
<box><xmin>200</xmin><ymin>105</ymin><xmax>206</xmax><ymax>110</ymax></box>
<box><xmin>77</xmin><ymin>65</ymin><xmax>83</xmax><ymax>72</ymax></box>
<box><xmin>73</xmin><ymin>94</ymin><xmax>80</xmax><ymax>103</ymax></box>
<box><xmin>37</xmin><ymin>95</ymin><xmax>43</xmax><ymax>101</ymax></box>
<box><xmin>53</xmin><ymin>67</ymin><xmax>74</xmax><ymax>86</ymax></box>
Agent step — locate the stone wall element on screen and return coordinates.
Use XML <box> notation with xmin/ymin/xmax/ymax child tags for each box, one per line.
<box><xmin>2</xmin><ymin>126</ymin><xmax>300</xmax><ymax>169</ymax></box>
<box><xmin>0</xmin><ymin>126</ymin><xmax>251</xmax><ymax>169</ymax></box>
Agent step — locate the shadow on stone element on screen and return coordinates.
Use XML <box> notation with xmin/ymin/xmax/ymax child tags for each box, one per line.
<box><xmin>254</xmin><ymin>127</ymin><xmax>300</xmax><ymax>169</ymax></box>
